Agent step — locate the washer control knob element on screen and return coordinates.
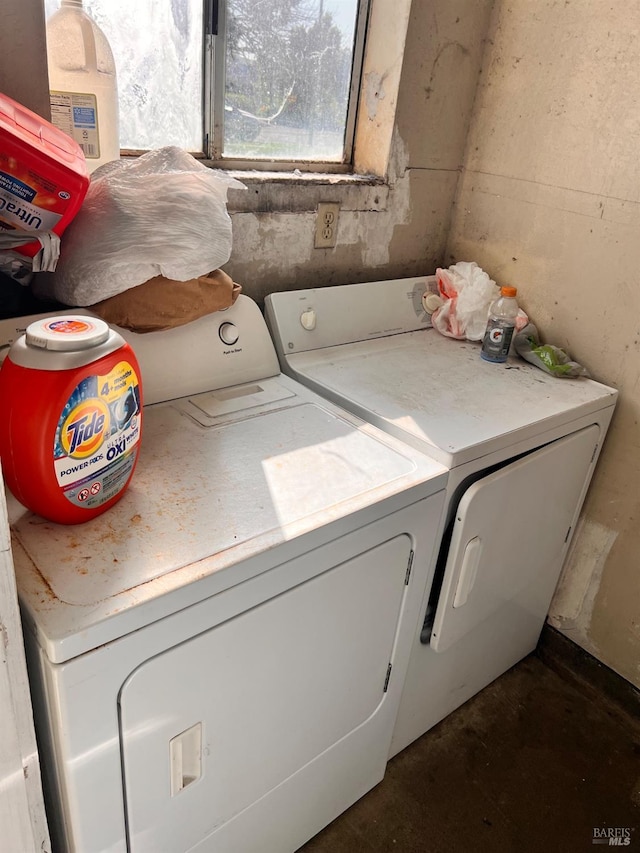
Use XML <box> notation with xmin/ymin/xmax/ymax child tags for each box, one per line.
<box><xmin>300</xmin><ymin>309</ymin><xmax>316</xmax><ymax>331</ymax></box>
<box><xmin>422</xmin><ymin>292</ymin><xmax>444</xmax><ymax>314</ymax></box>
<box><xmin>219</xmin><ymin>322</ymin><xmax>239</xmax><ymax>345</ymax></box>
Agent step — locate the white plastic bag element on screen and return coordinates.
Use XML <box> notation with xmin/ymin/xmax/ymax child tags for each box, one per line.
<box><xmin>0</xmin><ymin>231</ymin><xmax>61</xmax><ymax>275</ymax></box>
<box><xmin>34</xmin><ymin>147</ymin><xmax>245</xmax><ymax>306</ymax></box>
<box><xmin>432</xmin><ymin>261</ymin><xmax>528</xmax><ymax>341</ymax></box>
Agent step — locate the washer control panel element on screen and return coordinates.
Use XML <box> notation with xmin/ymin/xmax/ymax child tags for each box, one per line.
<box><xmin>219</xmin><ymin>322</ymin><xmax>239</xmax><ymax>345</ymax></box>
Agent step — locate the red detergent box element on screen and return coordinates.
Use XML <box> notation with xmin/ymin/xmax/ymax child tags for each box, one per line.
<box><xmin>0</xmin><ymin>92</ymin><xmax>89</xmax><ymax>259</ymax></box>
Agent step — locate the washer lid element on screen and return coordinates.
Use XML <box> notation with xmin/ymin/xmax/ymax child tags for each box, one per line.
<box><xmin>265</xmin><ymin>279</ymin><xmax>617</xmax><ymax>468</ymax></box>
<box><xmin>9</xmin><ymin>374</ymin><xmax>447</xmax><ymax>662</ymax></box>
<box><xmin>284</xmin><ymin>332</ymin><xmax>618</xmax><ymax>468</ymax></box>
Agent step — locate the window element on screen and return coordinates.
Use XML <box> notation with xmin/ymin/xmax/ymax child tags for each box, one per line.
<box><xmin>44</xmin><ymin>0</ymin><xmax>369</xmax><ymax>172</ymax></box>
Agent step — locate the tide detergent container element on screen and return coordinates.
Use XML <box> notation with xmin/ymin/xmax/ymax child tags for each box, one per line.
<box><xmin>0</xmin><ymin>316</ymin><xmax>142</xmax><ymax>525</ymax></box>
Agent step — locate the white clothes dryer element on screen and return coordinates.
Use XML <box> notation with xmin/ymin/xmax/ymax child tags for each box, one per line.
<box><xmin>265</xmin><ymin>276</ymin><xmax>618</xmax><ymax>757</ymax></box>
<box><xmin>0</xmin><ymin>295</ymin><xmax>447</xmax><ymax>853</ymax></box>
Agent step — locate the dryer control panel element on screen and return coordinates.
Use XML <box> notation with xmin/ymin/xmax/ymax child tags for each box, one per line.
<box><xmin>265</xmin><ymin>276</ymin><xmax>439</xmax><ymax>355</ymax></box>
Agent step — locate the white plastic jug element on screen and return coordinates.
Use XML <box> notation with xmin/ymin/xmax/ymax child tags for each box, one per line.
<box><xmin>46</xmin><ymin>0</ymin><xmax>120</xmax><ymax>173</ymax></box>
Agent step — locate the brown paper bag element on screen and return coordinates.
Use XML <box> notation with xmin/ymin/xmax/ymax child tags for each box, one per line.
<box><xmin>90</xmin><ymin>269</ymin><xmax>242</xmax><ymax>333</ymax></box>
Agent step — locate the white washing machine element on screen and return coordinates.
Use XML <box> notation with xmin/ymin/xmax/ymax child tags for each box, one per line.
<box><xmin>0</xmin><ymin>295</ymin><xmax>447</xmax><ymax>853</ymax></box>
<box><xmin>265</xmin><ymin>276</ymin><xmax>618</xmax><ymax>757</ymax></box>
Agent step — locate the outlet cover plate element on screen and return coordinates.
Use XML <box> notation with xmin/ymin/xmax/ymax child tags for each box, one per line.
<box><xmin>314</xmin><ymin>202</ymin><xmax>340</xmax><ymax>248</ymax></box>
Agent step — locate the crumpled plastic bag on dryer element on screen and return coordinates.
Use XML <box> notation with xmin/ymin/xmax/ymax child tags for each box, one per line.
<box><xmin>32</xmin><ymin>146</ymin><xmax>245</xmax><ymax>306</ymax></box>
<box><xmin>431</xmin><ymin>261</ymin><xmax>528</xmax><ymax>341</ymax></box>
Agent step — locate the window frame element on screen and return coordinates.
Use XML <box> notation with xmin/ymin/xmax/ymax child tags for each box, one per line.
<box><xmin>202</xmin><ymin>0</ymin><xmax>371</xmax><ymax>173</ymax></box>
<box><xmin>25</xmin><ymin>0</ymin><xmax>413</xmax><ymax>191</ymax></box>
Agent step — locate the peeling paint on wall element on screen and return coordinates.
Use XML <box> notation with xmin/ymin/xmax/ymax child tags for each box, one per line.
<box><xmin>389</xmin><ymin>126</ymin><xmax>410</xmax><ymax>182</ymax></box>
<box><xmin>227</xmin><ymin>129</ymin><xmax>418</xmax><ymax>287</ymax></box>
<box><xmin>335</xmin><ymin>129</ymin><xmax>412</xmax><ymax>267</ymax></box>
<box><xmin>548</xmin><ymin>517</ymin><xmax>618</xmax><ymax>653</ymax></box>
<box><xmin>364</xmin><ymin>131</ymin><xmax>412</xmax><ymax>266</ymax></box>
<box><xmin>364</xmin><ymin>71</ymin><xmax>387</xmax><ymax>119</ymax></box>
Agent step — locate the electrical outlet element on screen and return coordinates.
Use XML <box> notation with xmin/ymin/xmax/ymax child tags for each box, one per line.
<box><xmin>314</xmin><ymin>202</ymin><xmax>340</xmax><ymax>249</ymax></box>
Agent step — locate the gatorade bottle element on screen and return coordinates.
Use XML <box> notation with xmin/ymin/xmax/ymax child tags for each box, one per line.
<box><xmin>46</xmin><ymin>0</ymin><xmax>120</xmax><ymax>172</ymax></box>
<box><xmin>0</xmin><ymin>316</ymin><xmax>142</xmax><ymax>525</ymax></box>
<box><xmin>480</xmin><ymin>286</ymin><xmax>520</xmax><ymax>363</ymax></box>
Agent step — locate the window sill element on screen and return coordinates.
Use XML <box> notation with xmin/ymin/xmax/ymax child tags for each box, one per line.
<box><xmin>215</xmin><ymin>167</ymin><xmax>390</xmax><ymax>214</ymax></box>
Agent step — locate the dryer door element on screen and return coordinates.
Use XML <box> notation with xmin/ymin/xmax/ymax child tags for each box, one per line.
<box><xmin>430</xmin><ymin>425</ymin><xmax>599</xmax><ymax>653</ymax></box>
<box><xmin>119</xmin><ymin>534</ymin><xmax>412</xmax><ymax>853</ymax></box>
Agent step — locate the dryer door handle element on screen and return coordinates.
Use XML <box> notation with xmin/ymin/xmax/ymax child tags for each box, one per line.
<box><xmin>452</xmin><ymin>537</ymin><xmax>482</xmax><ymax>608</ymax></box>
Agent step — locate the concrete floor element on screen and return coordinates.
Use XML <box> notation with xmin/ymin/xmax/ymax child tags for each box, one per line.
<box><xmin>299</xmin><ymin>654</ymin><xmax>640</xmax><ymax>853</ymax></box>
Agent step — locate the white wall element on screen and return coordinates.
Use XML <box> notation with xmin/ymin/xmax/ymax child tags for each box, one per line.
<box><xmin>0</xmin><ymin>476</ymin><xmax>51</xmax><ymax>852</ymax></box>
<box><xmin>1</xmin><ymin>0</ymin><xmax>50</xmax><ymax>119</ymax></box>
<box><xmin>447</xmin><ymin>0</ymin><xmax>640</xmax><ymax>688</ymax></box>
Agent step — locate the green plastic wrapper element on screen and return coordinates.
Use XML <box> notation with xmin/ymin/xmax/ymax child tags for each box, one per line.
<box><xmin>514</xmin><ymin>323</ymin><xmax>589</xmax><ymax>378</ymax></box>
